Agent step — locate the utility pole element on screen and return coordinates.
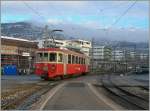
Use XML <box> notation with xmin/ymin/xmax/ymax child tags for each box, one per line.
<box><xmin>91</xmin><ymin>38</ymin><xmax>94</xmax><ymax>73</ymax></box>
<box><xmin>134</xmin><ymin>44</ymin><xmax>137</xmax><ymax>72</ymax></box>
<box><xmin>42</xmin><ymin>25</ymin><xmax>49</xmax><ymax>48</ymax></box>
<box><xmin>113</xmin><ymin>45</ymin><xmax>118</xmax><ymax>73</ymax></box>
<box><xmin>50</xmin><ymin>29</ymin><xmax>63</xmax><ymax>47</ymax></box>
<box><xmin>124</xmin><ymin>48</ymin><xmax>128</xmax><ymax>73</ymax></box>
<box><xmin>113</xmin><ymin>46</ymin><xmax>116</xmax><ymax>73</ymax></box>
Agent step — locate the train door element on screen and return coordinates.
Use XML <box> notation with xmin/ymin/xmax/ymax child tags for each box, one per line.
<box><xmin>63</xmin><ymin>53</ymin><xmax>67</xmax><ymax>75</ymax></box>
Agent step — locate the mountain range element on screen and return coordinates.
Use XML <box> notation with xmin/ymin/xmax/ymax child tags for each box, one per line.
<box><xmin>1</xmin><ymin>22</ymin><xmax>148</xmax><ymax>50</ymax></box>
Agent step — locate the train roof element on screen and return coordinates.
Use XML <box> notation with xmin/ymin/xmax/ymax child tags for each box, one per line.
<box><xmin>37</xmin><ymin>48</ymin><xmax>88</xmax><ymax>57</ymax></box>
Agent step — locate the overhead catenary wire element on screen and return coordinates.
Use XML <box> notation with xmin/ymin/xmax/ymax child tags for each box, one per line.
<box><xmin>22</xmin><ymin>2</ymin><xmax>62</xmax><ymax>28</ymax></box>
<box><xmin>103</xmin><ymin>0</ymin><xmax>137</xmax><ymax>40</ymax></box>
<box><xmin>106</xmin><ymin>0</ymin><xmax>137</xmax><ymax>72</ymax></box>
<box><xmin>96</xmin><ymin>1</ymin><xmax>131</xmax><ymax>30</ymax></box>
<box><xmin>22</xmin><ymin>2</ymin><xmax>66</xmax><ymax>47</ymax></box>
<box><xmin>4</xmin><ymin>1</ymin><xmax>47</xmax><ymax>37</ymax></box>
<box><xmin>22</xmin><ymin>1</ymin><xmax>46</xmax><ymax>21</ymax></box>
<box><xmin>23</xmin><ymin>2</ymin><xmax>64</xmax><ymax>35</ymax></box>
<box><xmin>22</xmin><ymin>1</ymin><xmax>56</xmax><ymax>28</ymax></box>
<box><xmin>108</xmin><ymin>0</ymin><xmax>137</xmax><ymax>30</ymax></box>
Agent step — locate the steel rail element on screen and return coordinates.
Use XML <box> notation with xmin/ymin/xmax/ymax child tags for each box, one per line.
<box><xmin>101</xmin><ymin>75</ymin><xmax>149</xmax><ymax>110</ymax></box>
<box><xmin>110</xmin><ymin>76</ymin><xmax>149</xmax><ymax>102</ymax></box>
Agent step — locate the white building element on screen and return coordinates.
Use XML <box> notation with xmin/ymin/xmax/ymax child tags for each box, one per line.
<box><xmin>69</xmin><ymin>39</ymin><xmax>91</xmax><ymax>56</ymax></box>
<box><xmin>92</xmin><ymin>46</ymin><xmax>112</xmax><ymax>60</ymax></box>
<box><xmin>112</xmin><ymin>50</ymin><xmax>124</xmax><ymax>61</ymax></box>
<box><xmin>35</xmin><ymin>39</ymin><xmax>67</xmax><ymax>48</ymax></box>
<box><xmin>140</xmin><ymin>53</ymin><xmax>148</xmax><ymax>60</ymax></box>
<box><xmin>129</xmin><ymin>51</ymin><xmax>136</xmax><ymax>59</ymax></box>
<box><xmin>35</xmin><ymin>39</ymin><xmax>91</xmax><ymax>56</ymax></box>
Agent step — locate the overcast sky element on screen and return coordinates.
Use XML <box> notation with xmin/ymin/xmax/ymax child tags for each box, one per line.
<box><xmin>1</xmin><ymin>1</ymin><xmax>149</xmax><ymax>42</ymax></box>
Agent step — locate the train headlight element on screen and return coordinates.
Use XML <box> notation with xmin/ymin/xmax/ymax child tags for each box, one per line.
<box><xmin>36</xmin><ymin>65</ymin><xmax>40</xmax><ymax>69</ymax></box>
<box><xmin>43</xmin><ymin>66</ymin><xmax>48</xmax><ymax>71</ymax></box>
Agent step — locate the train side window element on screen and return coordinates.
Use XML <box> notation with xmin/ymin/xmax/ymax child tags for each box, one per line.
<box><xmin>43</xmin><ymin>53</ymin><xmax>48</xmax><ymax>61</ymax></box>
<box><xmin>37</xmin><ymin>53</ymin><xmax>43</xmax><ymax>62</ymax></box>
<box><xmin>72</xmin><ymin>55</ymin><xmax>75</xmax><ymax>64</ymax></box>
<box><xmin>76</xmin><ymin>56</ymin><xmax>78</xmax><ymax>64</ymax></box>
<box><xmin>79</xmin><ymin>57</ymin><xmax>81</xmax><ymax>64</ymax></box>
<box><xmin>58</xmin><ymin>53</ymin><xmax>63</xmax><ymax>62</ymax></box>
<box><xmin>68</xmin><ymin>54</ymin><xmax>71</xmax><ymax>64</ymax></box>
<box><xmin>81</xmin><ymin>58</ymin><xmax>83</xmax><ymax>64</ymax></box>
<box><xmin>49</xmin><ymin>53</ymin><xmax>57</xmax><ymax>62</ymax></box>
<box><xmin>83</xmin><ymin>58</ymin><xmax>85</xmax><ymax>64</ymax></box>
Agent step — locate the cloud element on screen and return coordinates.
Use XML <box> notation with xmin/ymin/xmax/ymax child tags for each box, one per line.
<box><xmin>2</xmin><ymin>1</ymin><xmax>148</xmax><ymax>17</ymax></box>
<box><xmin>81</xmin><ymin>21</ymin><xmax>101</xmax><ymax>29</ymax></box>
<box><xmin>1</xmin><ymin>0</ymin><xmax>149</xmax><ymax>42</ymax></box>
<box><xmin>50</xmin><ymin>1</ymin><xmax>88</xmax><ymax>7</ymax></box>
<box><xmin>47</xmin><ymin>22</ymin><xmax>148</xmax><ymax>42</ymax></box>
<box><xmin>47</xmin><ymin>18</ymin><xmax>63</xmax><ymax>25</ymax></box>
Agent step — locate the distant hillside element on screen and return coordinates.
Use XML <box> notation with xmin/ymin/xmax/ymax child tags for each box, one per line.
<box><xmin>1</xmin><ymin>22</ymin><xmax>148</xmax><ymax>51</ymax></box>
<box><xmin>1</xmin><ymin>22</ymin><xmax>65</xmax><ymax>40</ymax></box>
<box><xmin>1</xmin><ymin>22</ymin><xmax>44</xmax><ymax>40</ymax></box>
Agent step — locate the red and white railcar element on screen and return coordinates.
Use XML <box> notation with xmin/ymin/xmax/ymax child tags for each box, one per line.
<box><xmin>34</xmin><ymin>48</ymin><xmax>89</xmax><ymax>80</ymax></box>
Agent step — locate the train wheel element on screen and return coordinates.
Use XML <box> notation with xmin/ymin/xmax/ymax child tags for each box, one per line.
<box><xmin>69</xmin><ymin>74</ymin><xmax>73</xmax><ymax>78</ymax></box>
<box><xmin>41</xmin><ymin>76</ymin><xmax>49</xmax><ymax>81</ymax></box>
<box><xmin>60</xmin><ymin>75</ymin><xmax>64</xmax><ymax>80</ymax></box>
<box><xmin>41</xmin><ymin>73</ymin><xmax>49</xmax><ymax>81</ymax></box>
<box><xmin>82</xmin><ymin>73</ymin><xmax>86</xmax><ymax>75</ymax></box>
<box><xmin>44</xmin><ymin>77</ymin><xmax>49</xmax><ymax>81</ymax></box>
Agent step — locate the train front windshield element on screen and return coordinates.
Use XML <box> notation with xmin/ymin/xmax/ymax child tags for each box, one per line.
<box><xmin>36</xmin><ymin>52</ymin><xmax>57</xmax><ymax>62</ymax></box>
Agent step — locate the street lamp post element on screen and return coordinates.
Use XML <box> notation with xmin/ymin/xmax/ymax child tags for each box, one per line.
<box><xmin>43</xmin><ymin>25</ymin><xmax>63</xmax><ymax>48</ymax></box>
<box><xmin>91</xmin><ymin>38</ymin><xmax>94</xmax><ymax>73</ymax></box>
<box><xmin>50</xmin><ymin>29</ymin><xmax>63</xmax><ymax>47</ymax></box>
<box><xmin>28</xmin><ymin>56</ymin><xmax>32</xmax><ymax>75</ymax></box>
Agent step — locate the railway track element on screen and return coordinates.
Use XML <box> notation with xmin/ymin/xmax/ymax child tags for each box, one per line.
<box><xmin>101</xmin><ymin>75</ymin><xmax>149</xmax><ymax>110</ymax></box>
<box><xmin>16</xmin><ymin>81</ymin><xmax>59</xmax><ymax>110</ymax></box>
<box><xmin>140</xmin><ymin>85</ymin><xmax>149</xmax><ymax>91</ymax></box>
<box><xmin>16</xmin><ymin>75</ymin><xmax>84</xmax><ymax>110</ymax></box>
<box><xmin>110</xmin><ymin>77</ymin><xmax>149</xmax><ymax>102</ymax></box>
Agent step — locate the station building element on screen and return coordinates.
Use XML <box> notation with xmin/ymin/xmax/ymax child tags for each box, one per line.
<box><xmin>1</xmin><ymin>36</ymin><xmax>38</xmax><ymax>74</ymax></box>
